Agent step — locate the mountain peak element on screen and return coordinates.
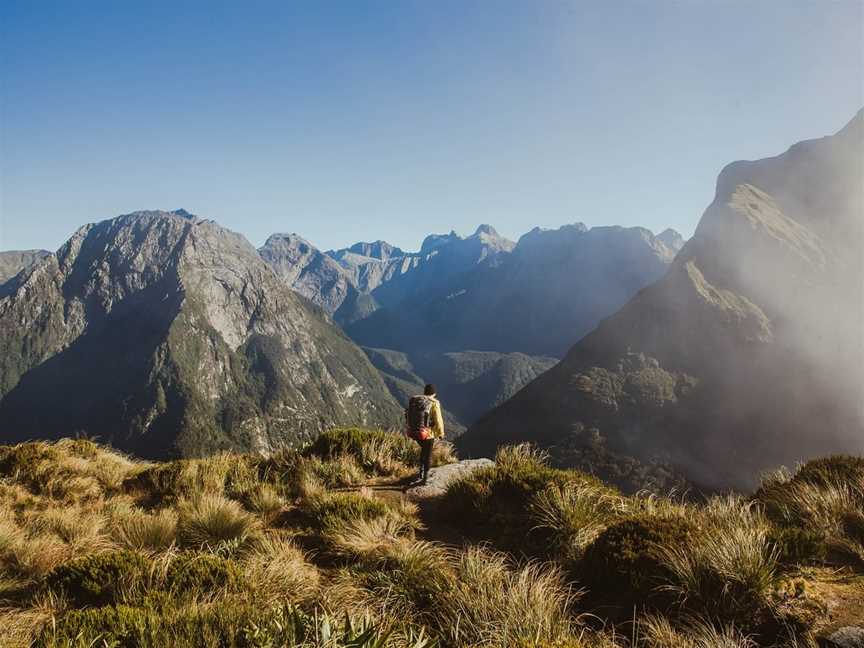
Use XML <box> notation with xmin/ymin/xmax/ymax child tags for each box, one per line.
<box><xmin>657</xmin><ymin>228</ymin><xmax>685</xmax><ymax>251</ymax></box>
<box><xmin>473</xmin><ymin>224</ymin><xmax>499</xmax><ymax>237</ymax></box>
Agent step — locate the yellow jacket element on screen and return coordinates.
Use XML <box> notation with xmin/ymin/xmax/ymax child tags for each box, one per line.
<box><xmin>428</xmin><ymin>397</ymin><xmax>445</xmax><ymax>439</ymax></box>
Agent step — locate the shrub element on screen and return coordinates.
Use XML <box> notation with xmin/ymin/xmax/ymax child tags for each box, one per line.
<box><xmin>44</xmin><ymin>550</ymin><xmax>150</xmax><ymax>606</ymax></box>
<box><xmin>114</xmin><ymin>508</ymin><xmax>178</xmax><ymax>552</ymax></box>
<box><xmin>164</xmin><ymin>552</ymin><xmax>243</xmax><ymax>595</ymax></box>
<box><xmin>581</xmin><ymin>515</ymin><xmax>696</xmax><ymax>610</ymax></box>
<box><xmin>178</xmin><ymin>494</ymin><xmax>259</xmax><ymax>549</ymax></box>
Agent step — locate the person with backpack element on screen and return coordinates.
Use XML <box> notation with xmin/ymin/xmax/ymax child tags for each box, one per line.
<box><xmin>404</xmin><ymin>384</ymin><xmax>444</xmax><ymax>485</ymax></box>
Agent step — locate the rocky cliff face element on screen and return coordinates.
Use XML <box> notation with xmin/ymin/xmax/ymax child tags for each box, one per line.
<box><xmin>459</xmin><ymin>111</ymin><xmax>864</xmax><ymax>490</ymax></box>
<box><xmin>0</xmin><ymin>250</ymin><xmax>51</xmax><ymax>285</ymax></box>
<box><xmin>0</xmin><ymin>211</ymin><xmax>401</xmax><ymax>458</ymax></box>
<box><xmin>258</xmin><ymin>233</ymin><xmax>360</xmax><ymax>317</ymax></box>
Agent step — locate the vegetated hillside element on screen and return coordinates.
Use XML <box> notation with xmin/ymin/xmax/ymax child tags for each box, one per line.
<box><xmin>0</xmin><ymin>249</ymin><xmax>51</xmax><ymax>285</ymax></box>
<box><xmin>363</xmin><ymin>347</ymin><xmax>557</xmax><ymax>435</ymax></box>
<box><xmin>348</xmin><ymin>224</ymin><xmax>682</xmax><ymax>357</ymax></box>
<box><xmin>461</xmin><ymin>110</ymin><xmax>864</xmax><ymax>490</ymax></box>
<box><xmin>0</xmin><ymin>434</ymin><xmax>861</xmax><ymax>647</ymax></box>
<box><xmin>0</xmin><ymin>210</ymin><xmax>400</xmax><ymax>458</ymax></box>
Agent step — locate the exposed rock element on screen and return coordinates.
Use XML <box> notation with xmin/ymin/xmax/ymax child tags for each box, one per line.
<box><xmin>460</xmin><ymin>110</ymin><xmax>864</xmax><ymax>490</ymax></box>
<box><xmin>0</xmin><ymin>249</ymin><xmax>51</xmax><ymax>285</ymax></box>
<box><xmin>405</xmin><ymin>458</ymin><xmax>494</xmax><ymax>499</ymax></box>
<box><xmin>258</xmin><ymin>233</ymin><xmax>358</xmax><ymax>316</ymax></box>
<box><xmin>0</xmin><ymin>210</ymin><xmax>401</xmax><ymax>458</ymax></box>
<box><xmin>823</xmin><ymin>627</ymin><xmax>864</xmax><ymax>648</ymax></box>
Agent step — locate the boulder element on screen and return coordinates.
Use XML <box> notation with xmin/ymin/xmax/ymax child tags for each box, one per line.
<box><xmin>822</xmin><ymin>628</ymin><xmax>864</xmax><ymax>648</ymax></box>
<box><xmin>405</xmin><ymin>458</ymin><xmax>494</xmax><ymax>499</ymax></box>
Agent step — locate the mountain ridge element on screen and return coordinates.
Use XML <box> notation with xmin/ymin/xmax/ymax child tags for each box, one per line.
<box><xmin>459</xmin><ymin>110</ymin><xmax>864</xmax><ymax>489</ymax></box>
<box><xmin>0</xmin><ymin>210</ymin><xmax>401</xmax><ymax>458</ymax></box>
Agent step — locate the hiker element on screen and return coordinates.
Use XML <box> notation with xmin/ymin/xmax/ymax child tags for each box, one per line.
<box><xmin>405</xmin><ymin>383</ymin><xmax>444</xmax><ymax>485</ymax></box>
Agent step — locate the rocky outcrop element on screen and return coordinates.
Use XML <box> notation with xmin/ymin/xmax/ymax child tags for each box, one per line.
<box><xmin>0</xmin><ymin>210</ymin><xmax>401</xmax><ymax>458</ymax></box>
<box><xmin>823</xmin><ymin>628</ymin><xmax>864</xmax><ymax>648</ymax></box>
<box><xmin>405</xmin><ymin>458</ymin><xmax>494</xmax><ymax>499</ymax></box>
<box><xmin>460</xmin><ymin>111</ymin><xmax>864</xmax><ymax>490</ymax></box>
<box><xmin>0</xmin><ymin>249</ymin><xmax>51</xmax><ymax>285</ymax></box>
<box><xmin>258</xmin><ymin>233</ymin><xmax>360</xmax><ymax>317</ymax></box>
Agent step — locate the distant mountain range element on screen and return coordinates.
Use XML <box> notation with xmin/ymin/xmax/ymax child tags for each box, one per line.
<box><xmin>459</xmin><ymin>110</ymin><xmax>864</xmax><ymax>490</ymax></box>
<box><xmin>0</xmin><ymin>211</ymin><xmax>400</xmax><ymax>458</ymax></box>
<box><xmin>3</xmin><ymin>112</ymin><xmax>859</xmax><ymax>490</ymax></box>
<box><xmin>258</xmin><ymin>220</ymin><xmax>682</xmax><ymax>433</ymax></box>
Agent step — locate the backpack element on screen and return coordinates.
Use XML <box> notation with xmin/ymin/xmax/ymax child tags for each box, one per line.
<box><xmin>405</xmin><ymin>395</ymin><xmax>435</xmax><ymax>440</ymax></box>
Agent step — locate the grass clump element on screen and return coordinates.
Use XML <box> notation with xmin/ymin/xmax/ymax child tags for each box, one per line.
<box><xmin>241</xmin><ymin>534</ymin><xmax>319</xmax><ymax>605</ymax></box>
<box><xmin>655</xmin><ymin>498</ymin><xmax>781</xmax><ymax>622</ymax></box>
<box><xmin>757</xmin><ymin>457</ymin><xmax>864</xmax><ymax>568</ymax></box>
<box><xmin>112</xmin><ymin>508</ymin><xmax>178</xmax><ymax>552</ymax></box>
<box><xmin>437</xmin><ymin>547</ymin><xmax>578</xmax><ymax>648</ymax></box>
<box><xmin>304</xmin><ymin>427</ymin><xmax>419</xmax><ymax>476</ymax></box>
<box><xmin>441</xmin><ymin>443</ymin><xmax>616</xmax><ymax>555</ymax></box>
<box><xmin>178</xmin><ymin>494</ymin><xmax>260</xmax><ymax>550</ymax></box>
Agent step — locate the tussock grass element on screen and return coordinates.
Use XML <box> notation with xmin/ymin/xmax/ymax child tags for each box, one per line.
<box><xmin>639</xmin><ymin>615</ymin><xmax>757</xmax><ymax>648</ymax></box>
<box><xmin>437</xmin><ymin>546</ymin><xmax>578</xmax><ymax>648</ymax></box>
<box><xmin>655</xmin><ymin>498</ymin><xmax>781</xmax><ymax>618</ymax></box>
<box><xmin>758</xmin><ymin>456</ymin><xmax>864</xmax><ymax>567</ymax></box>
<box><xmin>441</xmin><ymin>443</ymin><xmax>616</xmax><ymax>554</ymax></box>
<box><xmin>0</xmin><ymin>437</ymin><xmax>860</xmax><ymax>647</ymax></box>
<box><xmin>177</xmin><ymin>494</ymin><xmax>260</xmax><ymax>550</ymax></box>
<box><xmin>112</xmin><ymin>508</ymin><xmax>178</xmax><ymax>552</ymax></box>
<box><xmin>325</xmin><ymin>514</ymin><xmax>418</xmax><ymax>559</ymax></box>
<box><xmin>530</xmin><ymin>481</ymin><xmax>625</xmax><ymax>561</ymax></box>
<box><xmin>242</xmin><ymin>533</ymin><xmax>319</xmax><ymax>605</ymax></box>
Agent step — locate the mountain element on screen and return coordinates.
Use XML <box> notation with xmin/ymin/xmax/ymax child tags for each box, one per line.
<box><xmin>362</xmin><ymin>347</ymin><xmax>557</xmax><ymax>436</ymax></box>
<box><xmin>347</xmin><ymin>224</ymin><xmax>682</xmax><ymax>357</ymax></box>
<box><xmin>325</xmin><ymin>225</ymin><xmax>515</xmax><ymax>300</ymax></box>
<box><xmin>0</xmin><ymin>210</ymin><xmax>401</xmax><ymax>458</ymax></box>
<box><xmin>459</xmin><ymin>111</ymin><xmax>864</xmax><ymax>490</ymax></box>
<box><xmin>258</xmin><ymin>233</ymin><xmax>366</xmax><ymax>321</ymax></box>
<box><xmin>0</xmin><ymin>249</ymin><xmax>51</xmax><ymax>284</ymax></box>
<box><xmin>336</xmin><ymin>240</ymin><xmax>405</xmax><ymax>261</ymax></box>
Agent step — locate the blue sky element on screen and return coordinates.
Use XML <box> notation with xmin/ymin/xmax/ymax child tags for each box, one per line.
<box><xmin>1</xmin><ymin>1</ymin><xmax>862</xmax><ymax>252</ymax></box>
